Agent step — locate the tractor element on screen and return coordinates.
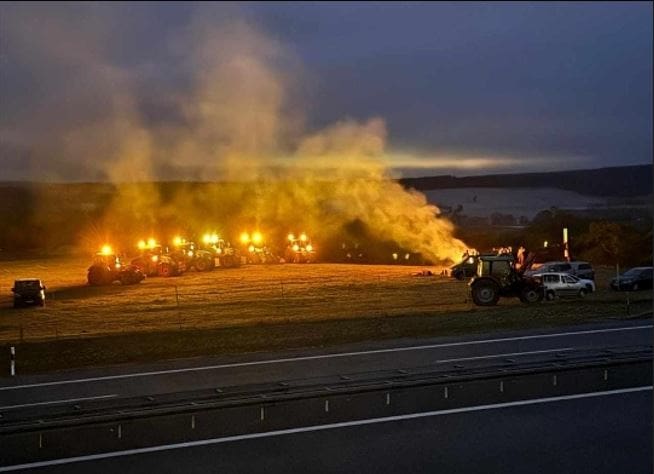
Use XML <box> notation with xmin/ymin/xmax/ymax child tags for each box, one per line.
<box><xmin>284</xmin><ymin>232</ymin><xmax>316</xmax><ymax>263</ymax></box>
<box><xmin>200</xmin><ymin>233</ymin><xmax>241</xmax><ymax>268</ymax></box>
<box><xmin>468</xmin><ymin>254</ymin><xmax>544</xmax><ymax>306</ymax></box>
<box><xmin>87</xmin><ymin>245</ymin><xmax>145</xmax><ymax>286</ymax></box>
<box><xmin>239</xmin><ymin>231</ymin><xmax>277</xmax><ymax>264</ymax></box>
<box><xmin>171</xmin><ymin>236</ymin><xmax>215</xmax><ymax>272</ymax></box>
<box><xmin>131</xmin><ymin>239</ymin><xmax>186</xmax><ymax>277</ymax></box>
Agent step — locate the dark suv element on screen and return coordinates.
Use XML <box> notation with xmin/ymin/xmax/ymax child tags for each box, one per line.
<box><xmin>12</xmin><ymin>279</ymin><xmax>46</xmax><ymax>308</ymax></box>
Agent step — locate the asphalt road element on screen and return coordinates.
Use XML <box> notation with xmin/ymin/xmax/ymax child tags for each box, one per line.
<box><xmin>3</xmin><ymin>387</ymin><xmax>651</xmax><ymax>473</ymax></box>
<box><xmin>0</xmin><ymin>320</ymin><xmax>650</xmax><ymax>411</ymax></box>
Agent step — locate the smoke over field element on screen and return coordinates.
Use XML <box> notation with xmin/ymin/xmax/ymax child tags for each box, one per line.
<box><xmin>1</xmin><ymin>4</ymin><xmax>467</xmax><ymax>264</ymax></box>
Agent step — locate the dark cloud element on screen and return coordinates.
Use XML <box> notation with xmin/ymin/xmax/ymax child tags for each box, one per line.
<box><xmin>1</xmin><ymin>2</ymin><xmax>651</xmax><ymax>180</ymax></box>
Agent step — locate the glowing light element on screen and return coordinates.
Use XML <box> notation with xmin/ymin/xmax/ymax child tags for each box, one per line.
<box><xmin>300</xmin><ymin>233</ymin><xmax>307</xmax><ymax>242</ymax></box>
<box><xmin>248</xmin><ymin>245</ymin><xmax>255</xmax><ymax>253</ymax></box>
<box><xmin>544</xmin><ymin>240</ymin><xmax>548</xmax><ymax>248</ymax></box>
<box><xmin>137</xmin><ymin>240</ymin><xmax>146</xmax><ymax>250</ymax></box>
<box><xmin>211</xmin><ymin>233</ymin><xmax>219</xmax><ymax>244</ymax></box>
<box><xmin>100</xmin><ymin>245</ymin><xmax>113</xmax><ymax>256</ymax></box>
<box><xmin>173</xmin><ymin>236</ymin><xmax>184</xmax><ymax>247</ymax></box>
<box><xmin>405</xmin><ymin>253</ymin><xmax>410</xmax><ymax>260</ymax></box>
<box><xmin>147</xmin><ymin>238</ymin><xmax>157</xmax><ymax>248</ymax></box>
<box><xmin>392</xmin><ymin>253</ymin><xmax>398</xmax><ymax>260</ymax></box>
<box><xmin>115</xmin><ymin>263</ymin><xmax>121</xmax><ymax>269</ymax></box>
<box><xmin>216</xmin><ymin>247</ymin><xmax>222</xmax><ymax>254</ymax></box>
<box><xmin>202</xmin><ymin>234</ymin><xmax>211</xmax><ymax>245</ymax></box>
<box><xmin>240</xmin><ymin>232</ymin><xmax>250</xmax><ymax>244</ymax></box>
<box><xmin>252</xmin><ymin>232</ymin><xmax>263</xmax><ymax>245</ymax></box>
<box><xmin>288</xmin><ymin>233</ymin><xmax>295</xmax><ymax>241</ymax></box>
<box><xmin>151</xmin><ymin>255</ymin><xmax>159</xmax><ymax>262</ymax></box>
<box><xmin>306</xmin><ymin>244</ymin><xmax>313</xmax><ymax>252</ymax></box>
<box><xmin>187</xmin><ymin>250</ymin><xmax>194</xmax><ymax>257</ymax></box>
<box><xmin>292</xmin><ymin>244</ymin><xmax>300</xmax><ymax>252</ymax></box>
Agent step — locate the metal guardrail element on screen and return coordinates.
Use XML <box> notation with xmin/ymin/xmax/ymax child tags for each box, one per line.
<box><xmin>1</xmin><ymin>345</ymin><xmax>651</xmax><ymax>434</ymax></box>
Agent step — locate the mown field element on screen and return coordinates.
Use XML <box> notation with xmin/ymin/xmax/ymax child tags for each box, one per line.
<box><xmin>0</xmin><ymin>258</ymin><xmax>650</xmax><ymax>374</ymax></box>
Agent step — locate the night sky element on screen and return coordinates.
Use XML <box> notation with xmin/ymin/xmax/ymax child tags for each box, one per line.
<box><xmin>1</xmin><ymin>2</ymin><xmax>651</xmax><ymax>181</ymax></box>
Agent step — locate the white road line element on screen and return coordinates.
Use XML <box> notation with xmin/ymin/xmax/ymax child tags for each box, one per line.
<box><xmin>0</xmin><ymin>324</ymin><xmax>650</xmax><ymax>392</ymax></box>
<box><xmin>0</xmin><ymin>394</ymin><xmax>117</xmax><ymax>411</ymax></box>
<box><xmin>0</xmin><ymin>386</ymin><xmax>650</xmax><ymax>472</ymax></box>
<box><xmin>435</xmin><ymin>347</ymin><xmax>573</xmax><ymax>364</ymax></box>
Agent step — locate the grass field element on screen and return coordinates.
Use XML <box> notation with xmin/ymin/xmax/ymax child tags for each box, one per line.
<box><xmin>0</xmin><ymin>258</ymin><xmax>650</xmax><ymax>374</ymax></box>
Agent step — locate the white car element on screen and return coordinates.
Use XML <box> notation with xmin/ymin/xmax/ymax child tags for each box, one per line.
<box><xmin>534</xmin><ymin>272</ymin><xmax>596</xmax><ymax>300</ymax></box>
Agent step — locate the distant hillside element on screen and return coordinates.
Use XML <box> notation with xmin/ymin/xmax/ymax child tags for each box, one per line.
<box><xmin>400</xmin><ymin>165</ymin><xmax>652</xmax><ymax>197</ymax></box>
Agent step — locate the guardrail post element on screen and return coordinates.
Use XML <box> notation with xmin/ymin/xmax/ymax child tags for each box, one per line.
<box><xmin>10</xmin><ymin>346</ymin><xmax>16</xmax><ymax>376</ymax></box>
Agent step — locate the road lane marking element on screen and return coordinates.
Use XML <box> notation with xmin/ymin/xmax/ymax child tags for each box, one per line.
<box><xmin>0</xmin><ymin>324</ymin><xmax>650</xmax><ymax>392</ymax></box>
<box><xmin>0</xmin><ymin>386</ymin><xmax>650</xmax><ymax>472</ymax></box>
<box><xmin>434</xmin><ymin>347</ymin><xmax>573</xmax><ymax>364</ymax></box>
<box><xmin>0</xmin><ymin>394</ymin><xmax>117</xmax><ymax>411</ymax></box>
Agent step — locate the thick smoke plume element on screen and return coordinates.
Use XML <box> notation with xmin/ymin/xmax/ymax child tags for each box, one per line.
<box><xmin>1</xmin><ymin>4</ymin><xmax>467</xmax><ymax>263</ymax></box>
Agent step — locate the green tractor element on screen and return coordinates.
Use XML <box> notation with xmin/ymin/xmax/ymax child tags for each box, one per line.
<box><xmin>468</xmin><ymin>254</ymin><xmax>544</xmax><ymax>306</ymax></box>
<box><xmin>171</xmin><ymin>237</ymin><xmax>215</xmax><ymax>272</ymax></box>
<box><xmin>200</xmin><ymin>233</ymin><xmax>241</xmax><ymax>268</ymax></box>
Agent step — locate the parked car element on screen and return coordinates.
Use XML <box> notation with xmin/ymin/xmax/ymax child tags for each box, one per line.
<box><xmin>527</xmin><ymin>260</ymin><xmax>595</xmax><ymax>280</ymax></box>
<box><xmin>12</xmin><ymin>278</ymin><xmax>46</xmax><ymax>308</ymax></box>
<box><xmin>534</xmin><ymin>272</ymin><xmax>595</xmax><ymax>300</ymax></box>
<box><xmin>568</xmin><ymin>261</ymin><xmax>595</xmax><ymax>280</ymax></box>
<box><xmin>610</xmin><ymin>267</ymin><xmax>653</xmax><ymax>291</ymax></box>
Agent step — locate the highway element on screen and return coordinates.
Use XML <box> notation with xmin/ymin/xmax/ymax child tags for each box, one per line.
<box><xmin>0</xmin><ymin>319</ymin><xmax>651</xmax><ymax>472</ymax></box>
<box><xmin>5</xmin><ymin>387</ymin><xmax>650</xmax><ymax>474</ymax></box>
<box><xmin>0</xmin><ymin>320</ymin><xmax>650</xmax><ymax>408</ymax></box>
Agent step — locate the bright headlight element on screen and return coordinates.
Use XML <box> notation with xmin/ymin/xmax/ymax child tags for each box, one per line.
<box><xmin>240</xmin><ymin>232</ymin><xmax>250</xmax><ymax>244</ymax></box>
<box><xmin>288</xmin><ymin>233</ymin><xmax>295</xmax><ymax>241</ymax></box>
<box><xmin>292</xmin><ymin>244</ymin><xmax>300</xmax><ymax>252</ymax></box>
<box><xmin>151</xmin><ymin>255</ymin><xmax>159</xmax><ymax>262</ymax></box>
<box><xmin>138</xmin><ymin>240</ymin><xmax>146</xmax><ymax>250</ymax></box>
<box><xmin>306</xmin><ymin>244</ymin><xmax>313</xmax><ymax>252</ymax></box>
<box><xmin>187</xmin><ymin>250</ymin><xmax>194</xmax><ymax>257</ymax></box>
<box><xmin>252</xmin><ymin>232</ymin><xmax>263</xmax><ymax>244</ymax></box>
<box><xmin>173</xmin><ymin>236</ymin><xmax>184</xmax><ymax>247</ymax></box>
<box><xmin>248</xmin><ymin>245</ymin><xmax>255</xmax><ymax>253</ymax></box>
<box><xmin>147</xmin><ymin>238</ymin><xmax>157</xmax><ymax>248</ymax></box>
<box><xmin>100</xmin><ymin>244</ymin><xmax>113</xmax><ymax>256</ymax></box>
<box><xmin>300</xmin><ymin>233</ymin><xmax>307</xmax><ymax>242</ymax></box>
<box><xmin>202</xmin><ymin>234</ymin><xmax>212</xmax><ymax>245</ymax></box>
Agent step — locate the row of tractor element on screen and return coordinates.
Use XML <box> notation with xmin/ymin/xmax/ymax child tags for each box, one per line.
<box><xmin>86</xmin><ymin>232</ymin><xmax>316</xmax><ymax>286</ymax></box>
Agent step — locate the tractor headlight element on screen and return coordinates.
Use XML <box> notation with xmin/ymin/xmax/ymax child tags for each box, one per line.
<box><xmin>216</xmin><ymin>247</ymin><xmax>222</xmax><ymax>254</ymax></box>
<box><xmin>240</xmin><ymin>232</ymin><xmax>250</xmax><ymax>244</ymax></box>
<box><xmin>306</xmin><ymin>244</ymin><xmax>313</xmax><ymax>252</ymax></box>
<box><xmin>115</xmin><ymin>263</ymin><xmax>122</xmax><ymax>269</ymax></box>
<box><xmin>147</xmin><ymin>238</ymin><xmax>157</xmax><ymax>248</ymax></box>
<box><xmin>202</xmin><ymin>234</ymin><xmax>211</xmax><ymax>245</ymax></box>
<box><xmin>101</xmin><ymin>244</ymin><xmax>113</xmax><ymax>255</ymax></box>
<box><xmin>187</xmin><ymin>251</ymin><xmax>194</xmax><ymax>257</ymax></box>
<box><xmin>138</xmin><ymin>240</ymin><xmax>146</xmax><ymax>250</ymax></box>
<box><xmin>151</xmin><ymin>255</ymin><xmax>159</xmax><ymax>262</ymax></box>
<box><xmin>300</xmin><ymin>233</ymin><xmax>307</xmax><ymax>242</ymax></box>
<box><xmin>248</xmin><ymin>245</ymin><xmax>255</xmax><ymax>253</ymax></box>
<box><xmin>292</xmin><ymin>244</ymin><xmax>300</xmax><ymax>252</ymax></box>
<box><xmin>252</xmin><ymin>232</ymin><xmax>263</xmax><ymax>244</ymax></box>
<box><xmin>173</xmin><ymin>236</ymin><xmax>183</xmax><ymax>247</ymax></box>
<box><xmin>288</xmin><ymin>233</ymin><xmax>295</xmax><ymax>241</ymax></box>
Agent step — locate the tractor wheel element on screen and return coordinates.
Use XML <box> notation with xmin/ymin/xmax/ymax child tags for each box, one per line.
<box><xmin>195</xmin><ymin>258</ymin><xmax>211</xmax><ymax>272</ymax></box>
<box><xmin>159</xmin><ymin>263</ymin><xmax>173</xmax><ymax>277</ymax></box>
<box><xmin>520</xmin><ymin>287</ymin><xmax>543</xmax><ymax>304</ymax></box>
<box><xmin>471</xmin><ymin>281</ymin><xmax>500</xmax><ymax>306</ymax></box>
<box><xmin>88</xmin><ymin>266</ymin><xmax>111</xmax><ymax>286</ymax></box>
<box><xmin>545</xmin><ymin>290</ymin><xmax>556</xmax><ymax>301</ymax></box>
